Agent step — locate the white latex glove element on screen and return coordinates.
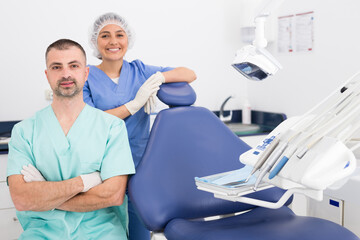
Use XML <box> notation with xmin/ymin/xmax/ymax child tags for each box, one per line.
<box><xmin>152</xmin><ymin>71</ymin><xmax>166</xmax><ymax>84</ymax></box>
<box><xmin>144</xmin><ymin>94</ymin><xmax>157</xmax><ymax>114</ymax></box>
<box><xmin>124</xmin><ymin>74</ymin><xmax>162</xmax><ymax>115</ymax></box>
<box><xmin>143</xmin><ymin>72</ymin><xmax>165</xmax><ymax>114</ymax></box>
<box><xmin>21</xmin><ymin>164</ymin><xmax>46</xmax><ymax>182</ymax></box>
<box><xmin>80</xmin><ymin>172</ymin><xmax>102</xmax><ymax>192</ymax></box>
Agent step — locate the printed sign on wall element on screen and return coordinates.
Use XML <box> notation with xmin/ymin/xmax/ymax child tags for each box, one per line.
<box><xmin>278</xmin><ymin>11</ymin><xmax>314</xmax><ymax>53</ymax></box>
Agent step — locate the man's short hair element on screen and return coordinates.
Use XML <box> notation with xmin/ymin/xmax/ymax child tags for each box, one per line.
<box><xmin>45</xmin><ymin>39</ymin><xmax>86</xmax><ymax>62</ymax></box>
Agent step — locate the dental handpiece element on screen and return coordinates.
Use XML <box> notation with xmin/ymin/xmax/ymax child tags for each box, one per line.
<box><xmin>245</xmin><ymin>137</ymin><xmax>281</xmax><ymax>182</ymax></box>
<box><xmin>268</xmin><ymin>145</ymin><xmax>297</xmax><ymax>179</ymax></box>
<box><xmin>253</xmin><ymin>141</ymin><xmax>288</xmax><ymax>191</ymax></box>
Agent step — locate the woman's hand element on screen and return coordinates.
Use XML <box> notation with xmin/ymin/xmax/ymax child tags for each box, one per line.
<box><xmin>124</xmin><ymin>73</ymin><xmax>164</xmax><ymax>115</ymax></box>
<box><xmin>143</xmin><ymin>72</ymin><xmax>165</xmax><ymax>114</ymax></box>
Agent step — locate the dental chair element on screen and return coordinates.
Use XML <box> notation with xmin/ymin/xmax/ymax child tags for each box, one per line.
<box><xmin>128</xmin><ymin>82</ymin><xmax>359</xmax><ymax>240</ymax></box>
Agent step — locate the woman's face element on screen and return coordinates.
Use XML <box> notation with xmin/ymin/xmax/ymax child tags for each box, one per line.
<box><xmin>97</xmin><ymin>24</ymin><xmax>128</xmax><ymax>61</ymax></box>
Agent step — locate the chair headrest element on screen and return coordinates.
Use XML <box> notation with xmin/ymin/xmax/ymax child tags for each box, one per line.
<box><xmin>157</xmin><ymin>82</ymin><xmax>196</xmax><ymax>107</ymax></box>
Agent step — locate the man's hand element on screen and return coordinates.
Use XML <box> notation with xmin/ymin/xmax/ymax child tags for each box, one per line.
<box><xmin>80</xmin><ymin>172</ymin><xmax>102</xmax><ymax>192</ymax></box>
<box><xmin>21</xmin><ymin>164</ymin><xmax>102</xmax><ymax>192</ymax></box>
<box><xmin>21</xmin><ymin>164</ymin><xmax>46</xmax><ymax>182</ymax></box>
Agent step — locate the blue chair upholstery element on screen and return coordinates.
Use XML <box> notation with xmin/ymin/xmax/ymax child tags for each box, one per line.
<box><xmin>164</xmin><ymin>206</ymin><xmax>357</xmax><ymax>240</ymax></box>
<box><xmin>128</xmin><ymin>83</ymin><xmax>359</xmax><ymax>240</ymax></box>
<box><xmin>157</xmin><ymin>82</ymin><xmax>196</xmax><ymax>107</ymax></box>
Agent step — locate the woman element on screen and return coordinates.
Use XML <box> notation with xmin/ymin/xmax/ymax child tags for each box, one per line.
<box><xmin>84</xmin><ymin>12</ymin><xmax>196</xmax><ymax>240</ymax></box>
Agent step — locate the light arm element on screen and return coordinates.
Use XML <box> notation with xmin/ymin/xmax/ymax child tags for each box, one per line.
<box><xmin>162</xmin><ymin>67</ymin><xmax>197</xmax><ymax>83</ymax></box>
<box><xmin>8</xmin><ymin>174</ymin><xmax>83</xmax><ymax>212</ymax></box>
<box><xmin>105</xmin><ymin>105</ymin><xmax>131</xmax><ymax>120</ymax></box>
<box><xmin>57</xmin><ymin>175</ymin><xmax>127</xmax><ymax>212</ymax></box>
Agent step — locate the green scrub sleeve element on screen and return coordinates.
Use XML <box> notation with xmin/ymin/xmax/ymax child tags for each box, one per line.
<box><xmin>100</xmin><ymin>120</ymin><xmax>135</xmax><ymax>180</ymax></box>
<box><xmin>7</xmin><ymin>121</ymin><xmax>35</xmax><ymax>182</ymax></box>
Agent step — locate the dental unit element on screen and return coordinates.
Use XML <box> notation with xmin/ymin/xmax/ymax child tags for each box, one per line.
<box><xmin>196</xmin><ymin>71</ymin><xmax>360</xmax><ymax>209</ymax></box>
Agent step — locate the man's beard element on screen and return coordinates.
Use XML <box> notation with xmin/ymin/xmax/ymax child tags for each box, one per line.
<box><xmin>53</xmin><ymin>77</ymin><xmax>81</xmax><ymax>98</ymax></box>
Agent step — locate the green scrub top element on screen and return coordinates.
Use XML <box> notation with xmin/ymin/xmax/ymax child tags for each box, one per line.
<box><xmin>7</xmin><ymin>104</ymin><xmax>135</xmax><ymax>240</ymax></box>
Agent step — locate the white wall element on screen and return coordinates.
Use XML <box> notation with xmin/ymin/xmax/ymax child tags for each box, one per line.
<box><xmin>2</xmin><ymin>0</ymin><xmax>360</xmax><ymax>121</ymax></box>
<box><xmin>246</xmin><ymin>0</ymin><xmax>360</xmax><ymax>117</ymax></box>
<box><xmin>0</xmin><ymin>0</ymin><xmax>246</xmax><ymax>121</ymax></box>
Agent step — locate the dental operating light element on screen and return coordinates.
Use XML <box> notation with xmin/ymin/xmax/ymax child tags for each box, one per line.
<box><xmin>232</xmin><ymin>45</ymin><xmax>282</xmax><ymax>81</ymax></box>
<box><xmin>232</xmin><ymin>0</ymin><xmax>284</xmax><ymax>81</ymax></box>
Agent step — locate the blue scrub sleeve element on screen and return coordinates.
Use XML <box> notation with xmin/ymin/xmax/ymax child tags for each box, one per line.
<box><xmin>7</xmin><ymin>122</ymin><xmax>35</xmax><ymax>179</ymax></box>
<box><xmin>100</xmin><ymin>120</ymin><xmax>135</xmax><ymax>180</ymax></box>
<box><xmin>83</xmin><ymin>81</ymin><xmax>95</xmax><ymax>107</ymax></box>
<box><xmin>133</xmin><ymin>60</ymin><xmax>174</xmax><ymax>83</ymax></box>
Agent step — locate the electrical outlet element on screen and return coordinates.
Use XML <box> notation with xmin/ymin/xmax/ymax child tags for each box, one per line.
<box><xmin>45</xmin><ymin>89</ymin><xmax>53</xmax><ymax>101</ymax></box>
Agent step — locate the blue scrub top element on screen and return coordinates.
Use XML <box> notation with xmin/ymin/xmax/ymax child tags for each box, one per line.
<box><xmin>83</xmin><ymin>59</ymin><xmax>173</xmax><ymax>167</ymax></box>
<box><xmin>7</xmin><ymin>105</ymin><xmax>135</xmax><ymax>240</ymax></box>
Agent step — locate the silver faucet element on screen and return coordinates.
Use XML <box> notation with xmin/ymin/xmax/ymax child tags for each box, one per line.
<box><xmin>219</xmin><ymin>96</ymin><xmax>233</xmax><ymax>123</ymax></box>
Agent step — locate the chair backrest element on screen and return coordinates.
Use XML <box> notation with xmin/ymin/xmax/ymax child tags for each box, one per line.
<box><xmin>128</xmin><ymin>83</ymin><xmax>287</xmax><ymax>232</ymax></box>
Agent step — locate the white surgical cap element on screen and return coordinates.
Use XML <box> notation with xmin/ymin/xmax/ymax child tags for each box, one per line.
<box><xmin>89</xmin><ymin>12</ymin><xmax>135</xmax><ymax>59</ymax></box>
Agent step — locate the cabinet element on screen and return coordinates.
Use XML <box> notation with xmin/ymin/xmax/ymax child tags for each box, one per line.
<box><xmin>308</xmin><ymin>167</ymin><xmax>360</xmax><ymax>237</ymax></box>
<box><xmin>308</xmin><ymin>195</ymin><xmax>343</xmax><ymax>225</ymax></box>
<box><xmin>0</xmin><ymin>154</ymin><xmax>23</xmax><ymax>239</ymax></box>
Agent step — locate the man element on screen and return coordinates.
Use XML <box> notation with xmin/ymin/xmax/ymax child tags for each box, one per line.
<box><xmin>7</xmin><ymin>39</ymin><xmax>135</xmax><ymax>239</ymax></box>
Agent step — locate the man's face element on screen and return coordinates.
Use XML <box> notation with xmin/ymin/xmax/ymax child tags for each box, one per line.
<box><xmin>45</xmin><ymin>46</ymin><xmax>89</xmax><ymax>99</ymax></box>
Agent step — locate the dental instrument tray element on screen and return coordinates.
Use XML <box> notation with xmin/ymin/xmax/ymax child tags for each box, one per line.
<box><xmin>195</xmin><ymin>169</ymin><xmax>273</xmax><ymax>197</ymax></box>
<box><xmin>196</xmin><ymin>71</ymin><xmax>360</xmax><ymax>209</ymax></box>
